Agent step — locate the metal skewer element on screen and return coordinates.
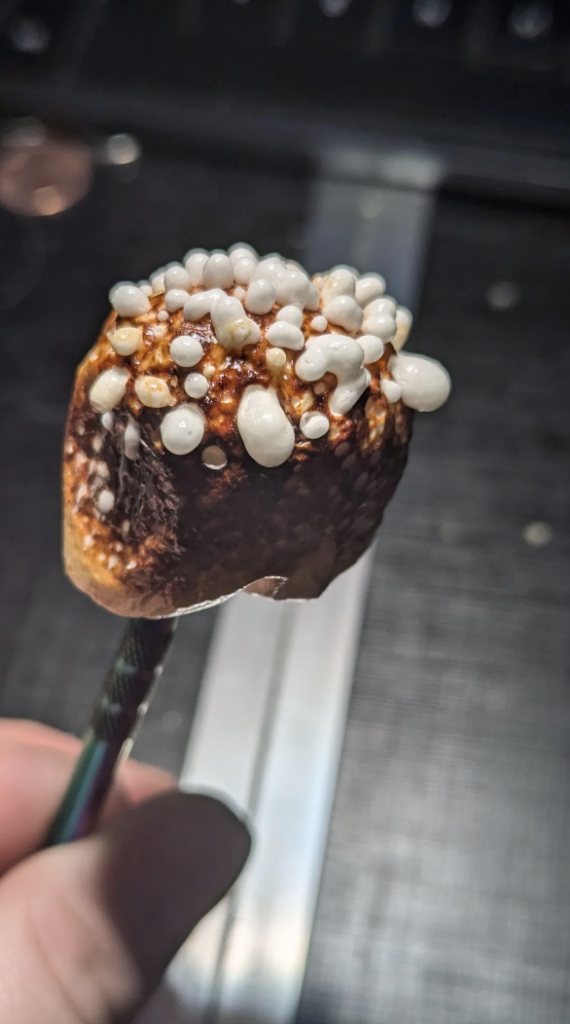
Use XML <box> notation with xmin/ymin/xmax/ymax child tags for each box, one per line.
<box><xmin>44</xmin><ymin>616</ymin><xmax>178</xmax><ymax>847</ymax></box>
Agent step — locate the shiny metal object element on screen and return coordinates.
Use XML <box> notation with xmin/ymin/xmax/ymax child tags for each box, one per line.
<box><xmin>304</xmin><ymin>177</ymin><xmax>435</xmax><ymax>308</ymax></box>
<box><xmin>169</xmin><ymin>556</ymin><xmax>373</xmax><ymax>1021</ymax></box>
<box><xmin>169</xmin><ymin>594</ymin><xmax>286</xmax><ymax>1014</ymax></box>
<box><xmin>212</xmin><ymin>554</ymin><xmax>374</xmax><ymax>1023</ymax></box>
<box><xmin>166</xmin><ymin>173</ymin><xmax>434</xmax><ymax>1021</ymax></box>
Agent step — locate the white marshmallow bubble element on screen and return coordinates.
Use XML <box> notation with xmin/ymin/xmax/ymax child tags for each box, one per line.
<box><xmin>161</xmin><ymin>403</ymin><xmax>205</xmax><ymax>455</ymax></box>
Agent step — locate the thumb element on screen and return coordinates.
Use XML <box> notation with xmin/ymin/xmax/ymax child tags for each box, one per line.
<box><xmin>0</xmin><ymin>791</ymin><xmax>251</xmax><ymax>1024</ymax></box>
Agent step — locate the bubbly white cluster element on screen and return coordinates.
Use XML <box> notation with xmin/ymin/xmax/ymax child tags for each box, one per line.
<box><xmin>89</xmin><ymin>245</ymin><xmax>451</xmax><ymax>473</ymax></box>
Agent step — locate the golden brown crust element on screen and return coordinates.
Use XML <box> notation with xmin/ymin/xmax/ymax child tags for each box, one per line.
<box><xmin>63</xmin><ymin>287</ymin><xmax>413</xmax><ymax>617</ymax></box>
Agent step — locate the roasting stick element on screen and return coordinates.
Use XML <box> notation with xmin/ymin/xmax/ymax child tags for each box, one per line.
<box><xmin>44</xmin><ymin>616</ymin><xmax>177</xmax><ymax>847</ymax></box>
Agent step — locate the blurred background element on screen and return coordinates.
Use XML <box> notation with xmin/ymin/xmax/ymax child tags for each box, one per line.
<box><xmin>0</xmin><ymin>1</ymin><xmax>569</xmax><ymax>1022</ymax></box>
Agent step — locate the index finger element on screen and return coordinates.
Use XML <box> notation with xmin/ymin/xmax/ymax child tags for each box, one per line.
<box><xmin>0</xmin><ymin>719</ymin><xmax>176</xmax><ymax>874</ymax></box>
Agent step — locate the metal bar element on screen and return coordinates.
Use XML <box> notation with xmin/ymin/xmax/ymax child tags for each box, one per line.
<box><xmin>166</xmin><ymin>174</ymin><xmax>435</xmax><ymax>1022</ymax></box>
<box><xmin>168</xmin><ymin>595</ymin><xmax>287</xmax><ymax>1015</ymax></box>
<box><xmin>213</xmin><ymin>553</ymin><xmax>374</xmax><ymax>1023</ymax></box>
<box><xmin>304</xmin><ymin>178</ymin><xmax>435</xmax><ymax>310</ymax></box>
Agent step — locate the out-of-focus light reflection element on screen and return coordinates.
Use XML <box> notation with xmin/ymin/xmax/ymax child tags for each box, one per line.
<box><xmin>0</xmin><ymin>137</ymin><xmax>92</xmax><ymax>217</ymax></box>
<box><xmin>161</xmin><ymin>710</ymin><xmax>183</xmax><ymax>732</ymax></box>
<box><xmin>320</xmin><ymin>0</ymin><xmax>351</xmax><ymax>17</ymax></box>
<box><xmin>104</xmin><ymin>133</ymin><xmax>141</xmax><ymax>166</ymax></box>
<box><xmin>32</xmin><ymin>185</ymin><xmax>66</xmax><ymax>216</ymax></box>
<box><xmin>486</xmin><ymin>280</ymin><xmax>520</xmax><ymax>311</ymax></box>
<box><xmin>359</xmin><ymin>190</ymin><xmax>385</xmax><ymax>220</ymax></box>
<box><xmin>509</xmin><ymin>2</ymin><xmax>552</xmax><ymax>41</ymax></box>
<box><xmin>3</xmin><ymin>117</ymin><xmax>46</xmax><ymax>149</ymax></box>
<box><xmin>8</xmin><ymin>16</ymin><xmax>50</xmax><ymax>54</ymax></box>
<box><xmin>412</xmin><ymin>0</ymin><xmax>452</xmax><ymax>29</ymax></box>
<box><xmin>523</xmin><ymin>521</ymin><xmax>553</xmax><ymax>547</ymax></box>
<box><xmin>438</xmin><ymin>518</ymin><xmax>461</xmax><ymax>544</ymax></box>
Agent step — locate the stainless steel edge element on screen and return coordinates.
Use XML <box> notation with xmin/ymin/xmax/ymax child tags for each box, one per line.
<box><xmin>212</xmin><ymin>553</ymin><xmax>374</xmax><ymax>1023</ymax></box>
<box><xmin>166</xmin><ymin>174</ymin><xmax>435</xmax><ymax>1022</ymax></box>
<box><xmin>168</xmin><ymin>595</ymin><xmax>287</xmax><ymax>1016</ymax></box>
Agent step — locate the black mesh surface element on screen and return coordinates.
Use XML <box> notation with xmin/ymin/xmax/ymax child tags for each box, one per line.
<box><xmin>297</xmin><ymin>194</ymin><xmax>570</xmax><ymax>1024</ymax></box>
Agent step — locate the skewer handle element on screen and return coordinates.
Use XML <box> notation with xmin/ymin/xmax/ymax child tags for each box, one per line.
<box><xmin>44</xmin><ymin>616</ymin><xmax>177</xmax><ymax>847</ymax></box>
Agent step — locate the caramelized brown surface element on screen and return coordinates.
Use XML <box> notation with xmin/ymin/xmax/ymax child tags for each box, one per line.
<box><xmin>63</xmin><ymin>289</ymin><xmax>413</xmax><ymax>617</ymax></box>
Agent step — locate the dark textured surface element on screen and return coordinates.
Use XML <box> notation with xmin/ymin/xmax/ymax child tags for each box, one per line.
<box><xmin>0</xmin><ymin>151</ymin><xmax>569</xmax><ymax>1024</ymax></box>
<box><xmin>298</xmin><ymin>196</ymin><xmax>570</xmax><ymax>1024</ymax></box>
<box><xmin>5</xmin><ymin>0</ymin><xmax>570</xmax><ymax>172</ymax></box>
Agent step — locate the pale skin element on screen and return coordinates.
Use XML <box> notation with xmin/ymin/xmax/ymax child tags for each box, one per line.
<box><xmin>0</xmin><ymin>720</ymin><xmax>251</xmax><ymax>1023</ymax></box>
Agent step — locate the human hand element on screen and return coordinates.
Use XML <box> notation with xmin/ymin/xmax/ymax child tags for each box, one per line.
<box><xmin>0</xmin><ymin>719</ymin><xmax>250</xmax><ymax>1023</ymax></box>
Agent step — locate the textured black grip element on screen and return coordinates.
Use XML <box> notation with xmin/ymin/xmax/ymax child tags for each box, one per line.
<box><xmin>91</xmin><ymin>618</ymin><xmax>177</xmax><ymax>742</ymax></box>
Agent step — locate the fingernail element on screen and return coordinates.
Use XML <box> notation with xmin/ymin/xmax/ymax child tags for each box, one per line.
<box><xmin>182</xmin><ymin>786</ymin><xmax>255</xmax><ymax>843</ymax></box>
<box><xmin>98</xmin><ymin>791</ymin><xmax>251</xmax><ymax>987</ymax></box>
